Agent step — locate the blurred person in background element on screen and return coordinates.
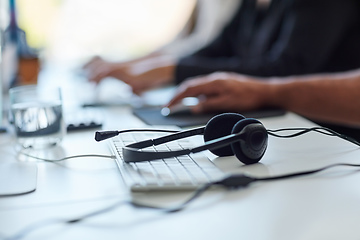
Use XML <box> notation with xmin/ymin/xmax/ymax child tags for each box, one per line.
<box><xmin>83</xmin><ymin>0</ymin><xmax>241</xmax><ymax>91</ymax></box>
<box><xmin>83</xmin><ymin>0</ymin><xmax>360</xmax><ymax>95</ymax></box>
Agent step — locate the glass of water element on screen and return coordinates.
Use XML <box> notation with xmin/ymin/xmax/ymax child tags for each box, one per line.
<box><xmin>9</xmin><ymin>85</ymin><xmax>66</xmax><ymax>149</ymax></box>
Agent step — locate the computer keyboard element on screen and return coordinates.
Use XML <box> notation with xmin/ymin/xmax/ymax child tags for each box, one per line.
<box><xmin>65</xmin><ymin>108</ymin><xmax>103</xmax><ymax>131</ymax></box>
<box><xmin>109</xmin><ymin>131</ymin><xmax>225</xmax><ymax>191</ymax></box>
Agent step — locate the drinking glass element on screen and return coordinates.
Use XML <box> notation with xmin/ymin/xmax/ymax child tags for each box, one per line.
<box><xmin>9</xmin><ymin>85</ymin><xmax>65</xmax><ymax>149</ymax></box>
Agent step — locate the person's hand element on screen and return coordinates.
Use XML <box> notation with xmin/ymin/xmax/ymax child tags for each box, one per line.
<box><xmin>83</xmin><ymin>56</ymin><xmax>122</xmax><ymax>84</ymax></box>
<box><xmin>167</xmin><ymin>72</ymin><xmax>271</xmax><ymax>113</ymax></box>
<box><xmin>83</xmin><ymin>55</ymin><xmax>176</xmax><ymax>94</ymax></box>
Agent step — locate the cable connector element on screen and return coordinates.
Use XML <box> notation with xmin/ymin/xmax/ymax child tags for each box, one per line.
<box><xmin>214</xmin><ymin>174</ymin><xmax>257</xmax><ymax>189</ymax></box>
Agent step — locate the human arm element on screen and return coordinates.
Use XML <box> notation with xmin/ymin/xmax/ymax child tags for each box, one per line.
<box><xmin>167</xmin><ymin>70</ymin><xmax>360</xmax><ymax>128</ymax></box>
<box><xmin>83</xmin><ymin>55</ymin><xmax>176</xmax><ymax>94</ymax></box>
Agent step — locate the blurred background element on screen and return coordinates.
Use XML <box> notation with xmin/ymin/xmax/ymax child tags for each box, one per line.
<box><xmin>0</xmin><ymin>0</ymin><xmax>197</xmax><ymax>88</ymax></box>
<box><xmin>1</xmin><ymin>0</ymin><xmax>196</xmax><ymax>64</ymax></box>
<box><xmin>0</xmin><ymin>0</ymin><xmax>241</xmax><ymax>109</ymax></box>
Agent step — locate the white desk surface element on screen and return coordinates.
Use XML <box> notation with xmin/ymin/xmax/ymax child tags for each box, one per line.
<box><xmin>1</xmin><ymin>106</ymin><xmax>360</xmax><ymax>240</ymax></box>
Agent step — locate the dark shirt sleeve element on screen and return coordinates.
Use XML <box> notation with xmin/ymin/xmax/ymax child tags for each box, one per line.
<box><xmin>174</xmin><ymin>0</ymin><xmax>359</xmax><ymax>84</ymax></box>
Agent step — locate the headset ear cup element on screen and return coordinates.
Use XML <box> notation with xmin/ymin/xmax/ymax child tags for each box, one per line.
<box><xmin>204</xmin><ymin>113</ymin><xmax>245</xmax><ymax>156</ymax></box>
<box><xmin>231</xmin><ymin>118</ymin><xmax>268</xmax><ymax>165</ymax></box>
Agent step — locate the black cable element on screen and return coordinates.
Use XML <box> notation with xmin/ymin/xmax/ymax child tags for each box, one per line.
<box><xmin>267</xmin><ymin>126</ymin><xmax>360</xmax><ymax>146</ymax></box>
<box><xmin>2</xmin><ymin>200</ymin><xmax>129</xmax><ymax>240</ymax></box>
<box><xmin>65</xmin><ymin>200</ymin><xmax>129</xmax><ymax>224</ymax></box>
<box><xmin>215</xmin><ymin>163</ymin><xmax>360</xmax><ymax>189</ymax></box>
<box><xmin>2</xmin><ymin>184</ymin><xmax>213</xmax><ymax>240</ymax></box>
<box><xmin>255</xmin><ymin>162</ymin><xmax>360</xmax><ymax>181</ymax></box>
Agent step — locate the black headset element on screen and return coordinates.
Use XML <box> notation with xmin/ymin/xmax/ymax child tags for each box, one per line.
<box><xmin>95</xmin><ymin>112</ymin><xmax>360</xmax><ymax>165</ymax></box>
<box><xmin>96</xmin><ymin>113</ymin><xmax>267</xmax><ymax>165</ymax></box>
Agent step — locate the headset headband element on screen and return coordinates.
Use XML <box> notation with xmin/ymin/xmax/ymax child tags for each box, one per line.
<box><xmin>122</xmin><ymin>123</ymin><xmax>266</xmax><ymax>163</ymax></box>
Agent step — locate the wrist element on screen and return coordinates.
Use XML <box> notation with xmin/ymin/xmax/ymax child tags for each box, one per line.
<box><xmin>152</xmin><ymin>56</ymin><xmax>176</xmax><ymax>83</ymax></box>
<box><xmin>263</xmin><ymin>77</ymin><xmax>287</xmax><ymax>109</ymax></box>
